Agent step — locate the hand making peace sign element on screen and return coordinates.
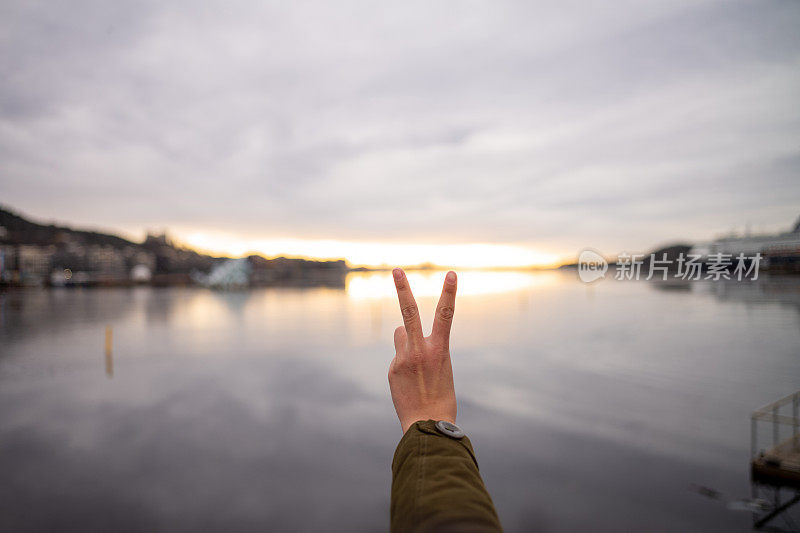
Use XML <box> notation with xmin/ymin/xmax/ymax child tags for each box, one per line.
<box><xmin>388</xmin><ymin>268</ymin><xmax>458</xmax><ymax>433</ymax></box>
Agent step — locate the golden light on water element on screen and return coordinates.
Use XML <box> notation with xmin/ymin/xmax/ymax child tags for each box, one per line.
<box><xmin>178</xmin><ymin>232</ymin><xmax>559</xmax><ymax>269</ymax></box>
<box><xmin>345</xmin><ymin>270</ymin><xmax>561</xmax><ymax>299</ymax></box>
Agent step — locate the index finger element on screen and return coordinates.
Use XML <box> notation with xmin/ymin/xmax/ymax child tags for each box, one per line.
<box><xmin>392</xmin><ymin>268</ymin><xmax>424</xmax><ymax>352</ymax></box>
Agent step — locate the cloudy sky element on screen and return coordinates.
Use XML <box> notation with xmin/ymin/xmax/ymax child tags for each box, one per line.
<box><xmin>1</xmin><ymin>0</ymin><xmax>799</xmax><ymax>266</ymax></box>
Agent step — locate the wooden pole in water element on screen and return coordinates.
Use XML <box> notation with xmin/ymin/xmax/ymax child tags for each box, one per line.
<box><xmin>105</xmin><ymin>325</ymin><xmax>113</xmax><ymax>377</ymax></box>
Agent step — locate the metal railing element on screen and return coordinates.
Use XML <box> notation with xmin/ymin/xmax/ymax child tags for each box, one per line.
<box><xmin>751</xmin><ymin>391</ymin><xmax>800</xmax><ymax>458</ymax></box>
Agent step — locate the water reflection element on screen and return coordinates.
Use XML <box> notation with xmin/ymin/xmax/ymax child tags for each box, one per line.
<box><xmin>0</xmin><ymin>272</ymin><xmax>799</xmax><ymax>532</ymax></box>
<box><xmin>105</xmin><ymin>325</ymin><xmax>113</xmax><ymax>378</ymax></box>
<box><xmin>345</xmin><ymin>269</ymin><xmax>560</xmax><ymax>299</ymax></box>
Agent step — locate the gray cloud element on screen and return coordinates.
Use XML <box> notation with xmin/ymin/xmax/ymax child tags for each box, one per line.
<box><xmin>1</xmin><ymin>0</ymin><xmax>799</xmax><ymax>255</ymax></box>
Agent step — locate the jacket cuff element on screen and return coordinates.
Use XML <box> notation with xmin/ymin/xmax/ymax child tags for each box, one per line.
<box><xmin>392</xmin><ymin>420</ymin><xmax>480</xmax><ymax>473</ymax></box>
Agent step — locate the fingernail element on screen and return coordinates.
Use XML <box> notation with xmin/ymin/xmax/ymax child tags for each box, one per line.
<box><xmin>446</xmin><ymin>271</ymin><xmax>456</xmax><ymax>284</ymax></box>
<box><xmin>393</xmin><ymin>268</ymin><xmax>403</xmax><ymax>281</ymax></box>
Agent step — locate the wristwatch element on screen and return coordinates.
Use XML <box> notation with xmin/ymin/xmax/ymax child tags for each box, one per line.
<box><xmin>434</xmin><ymin>420</ymin><xmax>465</xmax><ymax>439</ymax></box>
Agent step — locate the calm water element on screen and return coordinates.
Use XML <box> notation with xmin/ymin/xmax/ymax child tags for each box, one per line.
<box><xmin>1</xmin><ymin>271</ymin><xmax>799</xmax><ymax>532</ymax></box>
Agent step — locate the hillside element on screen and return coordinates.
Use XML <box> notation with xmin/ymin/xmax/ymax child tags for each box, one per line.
<box><xmin>0</xmin><ymin>206</ymin><xmax>136</xmax><ymax>249</ymax></box>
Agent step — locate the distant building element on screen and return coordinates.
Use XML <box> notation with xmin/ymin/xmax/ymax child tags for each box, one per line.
<box><xmin>690</xmin><ymin>216</ymin><xmax>800</xmax><ymax>271</ymax></box>
<box><xmin>199</xmin><ymin>258</ymin><xmax>251</xmax><ymax>289</ymax></box>
<box><xmin>130</xmin><ymin>264</ymin><xmax>153</xmax><ymax>283</ymax></box>
<box><xmin>127</xmin><ymin>249</ymin><xmax>156</xmax><ymax>271</ymax></box>
<box><xmin>18</xmin><ymin>245</ymin><xmax>55</xmax><ymax>283</ymax></box>
<box><xmin>50</xmin><ymin>269</ymin><xmax>72</xmax><ymax>286</ymax></box>
<box><xmin>81</xmin><ymin>245</ymin><xmax>127</xmax><ymax>283</ymax></box>
<box><xmin>0</xmin><ymin>245</ymin><xmax>16</xmax><ymax>282</ymax></box>
<box><xmin>248</xmin><ymin>256</ymin><xmax>348</xmax><ymax>287</ymax></box>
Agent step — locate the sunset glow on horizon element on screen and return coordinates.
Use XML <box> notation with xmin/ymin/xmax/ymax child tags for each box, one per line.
<box><xmin>177</xmin><ymin>231</ymin><xmax>562</xmax><ymax>269</ymax></box>
<box><xmin>345</xmin><ymin>270</ymin><xmax>561</xmax><ymax>299</ymax></box>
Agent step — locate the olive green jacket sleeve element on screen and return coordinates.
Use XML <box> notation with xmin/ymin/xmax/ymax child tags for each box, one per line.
<box><xmin>391</xmin><ymin>420</ymin><xmax>502</xmax><ymax>533</ymax></box>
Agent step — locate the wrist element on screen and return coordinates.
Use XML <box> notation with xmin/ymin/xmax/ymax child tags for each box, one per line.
<box><xmin>401</xmin><ymin>415</ymin><xmax>456</xmax><ymax>434</ymax></box>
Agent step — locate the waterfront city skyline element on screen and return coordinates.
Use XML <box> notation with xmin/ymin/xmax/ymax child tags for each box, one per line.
<box><xmin>2</xmin><ymin>1</ymin><xmax>799</xmax><ymax>267</ymax></box>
